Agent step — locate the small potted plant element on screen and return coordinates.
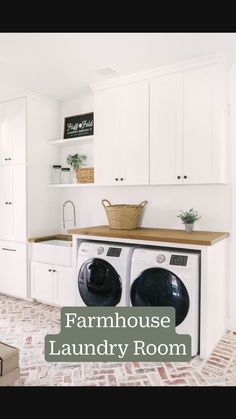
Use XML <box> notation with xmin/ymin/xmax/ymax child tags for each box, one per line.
<box><xmin>66</xmin><ymin>153</ymin><xmax>87</xmax><ymax>183</ymax></box>
<box><xmin>177</xmin><ymin>208</ymin><xmax>201</xmax><ymax>232</ymax></box>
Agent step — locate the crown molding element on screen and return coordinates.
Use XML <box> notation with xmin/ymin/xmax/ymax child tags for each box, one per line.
<box><xmin>0</xmin><ymin>89</ymin><xmax>59</xmax><ymax>107</ymax></box>
<box><xmin>91</xmin><ymin>52</ymin><xmax>228</xmax><ymax>91</ymax></box>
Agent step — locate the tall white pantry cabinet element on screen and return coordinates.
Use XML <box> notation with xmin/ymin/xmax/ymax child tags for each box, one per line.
<box><xmin>0</xmin><ymin>94</ymin><xmax>59</xmax><ymax>299</ymax></box>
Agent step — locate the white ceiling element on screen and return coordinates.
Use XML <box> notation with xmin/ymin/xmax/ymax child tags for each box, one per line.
<box><xmin>0</xmin><ymin>32</ymin><xmax>236</xmax><ymax>102</ymax></box>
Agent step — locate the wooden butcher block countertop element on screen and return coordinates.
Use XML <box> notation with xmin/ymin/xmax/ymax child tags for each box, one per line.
<box><xmin>68</xmin><ymin>225</ymin><xmax>229</xmax><ymax>246</ymax></box>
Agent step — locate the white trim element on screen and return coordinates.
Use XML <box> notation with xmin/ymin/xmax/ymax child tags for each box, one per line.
<box><xmin>91</xmin><ymin>52</ymin><xmax>227</xmax><ymax>91</ymax></box>
<box><xmin>47</xmin><ymin>135</ymin><xmax>94</xmax><ymax>146</ymax></box>
<box><xmin>25</xmin><ymin>91</ymin><xmax>59</xmax><ymax>107</ymax></box>
<box><xmin>0</xmin><ymin>90</ymin><xmax>59</xmax><ymax>107</ymax></box>
<box><xmin>72</xmin><ymin>234</ymin><xmax>206</xmax><ymax>251</ymax></box>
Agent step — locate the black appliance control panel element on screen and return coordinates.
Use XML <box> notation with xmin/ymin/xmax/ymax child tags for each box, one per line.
<box><xmin>170</xmin><ymin>255</ymin><xmax>188</xmax><ymax>266</ymax></box>
<box><xmin>107</xmin><ymin>247</ymin><xmax>122</xmax><ymax>257</ymax></box>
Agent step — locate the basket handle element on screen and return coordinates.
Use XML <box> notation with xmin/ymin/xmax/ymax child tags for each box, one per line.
<box><xmin>138</xmin><ymin>200</ymin><xmax>148</xmax><ymax>208</ymax></box>
<box><xmin>102</xmin><ymin>199</ymin><xmax>112</xmax><ymax>208</ymax></box>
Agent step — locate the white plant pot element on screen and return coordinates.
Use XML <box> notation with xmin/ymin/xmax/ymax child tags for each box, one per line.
<box><xmin>185</xmin><ymin>223</ymin><xmax>194</xmax><ymax>232</ymax></box>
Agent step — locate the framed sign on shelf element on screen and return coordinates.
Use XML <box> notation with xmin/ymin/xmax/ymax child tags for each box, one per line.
<box><xmin>63</xmin><ymin>112</ymin><xmax>94</xmax><ymax>139</ymax></box>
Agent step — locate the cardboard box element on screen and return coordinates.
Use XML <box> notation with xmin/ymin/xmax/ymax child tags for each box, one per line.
<box><xmin>0</xmin><ymin>342</ymin><xmax>19</xmax><ymax>376</ymax></box>
<box><xmin>0</xmin><ymin>367</ymin><xmax>20</xmax><ymax>386</ymax></box>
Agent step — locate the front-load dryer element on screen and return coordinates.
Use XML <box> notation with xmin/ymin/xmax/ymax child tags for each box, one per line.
<box><xmin>77</xmin><ymin>241</ymin><xmax>134</xmax><ymax>306</ymax></box>
<box><xmin>130</xmin><ymin>248</ymin><xmax>200</xmax><ymax>356</ymax></box>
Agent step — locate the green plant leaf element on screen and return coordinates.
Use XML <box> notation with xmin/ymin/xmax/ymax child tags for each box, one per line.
<box><xmin>177</xmin><ymin>208</ymin><xmax>201</xmax><ymax>224</ymax></box>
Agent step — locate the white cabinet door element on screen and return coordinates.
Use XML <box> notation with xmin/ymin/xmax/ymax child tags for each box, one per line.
<box><xmin>0</xmin><ymin>166</ymin><xmax>12</xmax><ymax>240</ymax></box>
<box><xmin>11</xmin><ymin>165</ymin><xmax>27</xmax><ymax>242</ymax></box>
<box><xmin>31</xmin><ymin>261</ymin><xmax>53</xmax><ymax>303</ymax></box>
<box><xmin>94</xmin><ymin>80</ymin><xmax>149</xmax><ymax>185</ymax></box>
<box><xmin>30</xmin><ymin>262</ymin><xmax>75</xmax><ymax>306</ymax></box>
<box><xmin>0</xmin><ymin>102</ymin><xmax>11</xmax><ymax>164</ymax></box>
<box><xmin>0</xmin><ymin>98</ymin><xmax>26</xmax><ymax>165</ymax></box>
<box><xmin>117</xmin><ymin>80</ymin><xmax>149</xmax><ymax>185</ymax></box>
<box><xmin>0</xmin><ymin>166</ymin><xmax>26</xmax><ymax>242</ymax></box>
<box><xmin>183</xmin><ymin>63</ymin><xmax>226</xmax><ymax>184</ymax></box>
<box><xmin>150</xmin><ymin>73</ymin><xmax>183</xmax><ymax>185</ymax></box>
<box><xmin>53</xmin><ymin>265</ymin><xmax>75</xmax><ymax>306</ymax></box>
<box><xmin>9</xmin><ymin>97</ymin><xmax>27</xmax><ymax>165</ymax></box>
<box><xmin>0</xmin><ymin>241</ymin><xmax>27</xmax><ymax>298</ymax></box>
<box><xmin>94</xmin><ymin>87</ymin><xmax>118</xmax><ymax>185</ymax></box>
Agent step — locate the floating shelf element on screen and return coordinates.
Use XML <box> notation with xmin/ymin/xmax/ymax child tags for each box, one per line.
<box><xmin>47</xmin><ymin>135</ymin><xmax>94</xmax><ymax>146</ymax></box>
<box><xmin>48</xmin><ymin>183</ymin><xmax>96</xmax><ymax>187</ymax></box>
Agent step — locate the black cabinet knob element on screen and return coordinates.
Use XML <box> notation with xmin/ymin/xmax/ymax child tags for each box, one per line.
<box><xmin>5</xmin><ymin>202</ymin><xmax>9</xmax><ymax>205</ymax></box>
<box><xmin>120</xmin><ymin>178</ymin><xmax>124</xmax><ymax>181</ymax></box>
<box><xmin>48</xmin><ymin>269</ymin><xmax>52</xmax><ymax>272</ymax></box>
<box><xmin>184</xmin><ymin>175</ymin><xmax>187</xmax><ymax>179</ymax></box>
<box><xmin>115</xmin><ymin>178</ymin><xmax>118</xmax><ymax>181</ymax></box>
<box><xmin>8</xmin><ymin>158</ymin><xmax>11</xmax><ymax>161</ymax></box>
<box><xmin>177</xmin><ymin>176</ymin><xmax>181</xmax><ymax>179</ymax></box>
<box><xmin>4</xmin><ymin>158</ymin><xmax>8</xmax><ymax>161</ymax></box>
<box><xmin>52</xmin><ymin>269</ymin><xmax>56</xmax><ymax>272</ymax></box>
<box><xmin>8</xmin><ymin>202</ymin><xmax>12</xmax><ymax>205</ymax></box>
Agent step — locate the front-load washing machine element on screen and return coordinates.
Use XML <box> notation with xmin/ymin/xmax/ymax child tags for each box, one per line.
<box><xmin>77</xmin><ymin>241</ymin><xmax>134</xmax><ymax>306</ymax></box>
<box><xmin>130</xmin><ymin>248</ymin><xmax>200</xmax><ymax>356</ymax></box>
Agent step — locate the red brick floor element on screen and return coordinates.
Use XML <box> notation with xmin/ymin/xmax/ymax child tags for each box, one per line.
<box><xmin>1</xmin><ymin>294</ymin><xmax>236</xmax><ymax>386</ymax></box>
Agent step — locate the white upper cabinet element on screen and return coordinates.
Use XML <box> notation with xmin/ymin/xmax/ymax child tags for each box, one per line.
<box><xmin>94</xmin><ymin>87</ymin><xmax>118</xmax><ymax>185</ymax></box>
<box><xmin>0</xmin><ymin>97</ymin><xmax>26</xmax><ymax>165</ymax></box>
<box><xmin>150</xmin><ymin>73</ymin><xmax>183</xmax><ymax>185</ymax></box>
<box><xmin>94</xmin><ymin>80</ymin><xmax>149</xmax><ymax>185</ymax></box>
<box><xmin>150</xmin><ymin>62</ymin><xmax>226</xmax><ymax>185</ymax></box>
<box><xmin>183</xmin><ymin>63</ymin><xmax>226</xmax><ymax>184</ymax></box>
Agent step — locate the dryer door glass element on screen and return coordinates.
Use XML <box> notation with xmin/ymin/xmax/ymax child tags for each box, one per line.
<box><xmin>78</xmin><ymin>258</ymin><xmax>122</xmax><ymax>306</ymax></box>
<box><xmin>131</xmin><ymin>267</ymin><xmax>189</xmax><ymax>326</ymax></box>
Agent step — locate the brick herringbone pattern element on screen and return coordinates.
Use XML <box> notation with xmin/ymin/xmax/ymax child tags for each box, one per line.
<box><xmin>1</xmin><ymin>294</ymin><xmax>236</xmax><ymax>386</ymax></box>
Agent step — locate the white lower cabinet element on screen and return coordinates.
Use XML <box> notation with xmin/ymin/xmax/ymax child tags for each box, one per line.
<box><xmin>54</xmin><ymin>265</ymin><xmax>75</xmax><ymax>306</ymax></box>
<box><xmin>0</xmin><ymin>241</ymin><xmax>27</xmax><ymax>298</ymax></box>
<box><xmin>31</xmin><ymin>261</ymin><xmax>75</xmax><ymax>306</ymax></box>
<box><xmin>31</xmin><ymin>262</ymin><xmax>53</xmax><ymax>303</ymax></box>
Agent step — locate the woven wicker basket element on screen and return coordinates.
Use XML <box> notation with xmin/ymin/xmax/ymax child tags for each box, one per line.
<box><xmin>76</xmin><ymin>167</ymin><xmax>94</xmax><ymax>183</ymax></box>
<box><xmin>102</xmin><ymin>199</ymin><xmax>148</xmax><ymax>230</ymax></box>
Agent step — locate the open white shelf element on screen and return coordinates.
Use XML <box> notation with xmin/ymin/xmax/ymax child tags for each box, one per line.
<box><xmin>48</xmin><ymin>183</ymin><xmax>96</xmax><ymax>187</ymax></box>
<box><xmin>47</xmin><ymin>135</ymin><xmax>94</xmax><ymax>146</ymax></box>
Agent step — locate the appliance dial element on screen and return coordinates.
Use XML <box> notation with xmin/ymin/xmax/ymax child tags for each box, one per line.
<box><xmin>97</xmin><ymin>246</ymin><xmax>104</xmax><ymax>255</ymax></box>
<box><xmin>156</xmin><ymin>254</ymin><xmax>166</xmax><ymax>263</ymax></box>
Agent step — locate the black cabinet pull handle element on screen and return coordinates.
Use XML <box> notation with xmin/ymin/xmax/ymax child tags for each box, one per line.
<box><xmin>184</xmin><ymin>175</ymin><xmax>187</xmax><ymax>179</ymax></box>
<box><xmin>5</xmin><ymin>202</ymin><xmax>9</xmax><ymax>205</ymax></box>
<box><xmin>8</xmin><ymin>158</ymin><xmax>11</xmax><ymax>161</ymax></box>
<box><xmin>120</xmin><ymin>178</ymin><xmax>124</xmax><ymax>181</ymax></box>
<box><xmin>4</xmin><ymin>158</ymin><xmax>8</xmax><ymax>161</ymax></box>
<box><xmin>2</xmin><ymin>248</ymin><xmax>16</xmax><ymax>251</ymax></box>
<box><xmin>177</xmin><ymin>176</ymin><xmax>181</xmax><ymax>179</ymax></box>
<box><xmin>8</xmin><ymin>202</ymin><xmax>12</xmax><ymax>205</ymax></box>
<box><xmin>115</xmin><ymin>178</ymin><xmax>118</xmax><ymax>181</ymax></box>
<box><xmin>52</xmin><ymin>269</ymin><xmax>56</xmax><ymax>272</ymax></box>
<box><xmin>48</xmin><ymin>269</ymin><xmax>52</xmax><ymax>272</ymax></box>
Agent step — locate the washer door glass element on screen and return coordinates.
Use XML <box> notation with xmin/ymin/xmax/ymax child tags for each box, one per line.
<box><xmin>131</xmin><ymin>267</ymin><xmax>189</xmax><ymax>326</ymax></box>
<box><xmin>78</xmin><ymin>258</ymin><xmax>122</xmax><ymax>306</ymax></box>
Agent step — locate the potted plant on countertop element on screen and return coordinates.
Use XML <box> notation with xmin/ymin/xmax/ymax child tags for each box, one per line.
<box><xmin>66</xmin><ymin>153</ymin><xmax>87</xmax><ymax>183</ymax></box>
<box><xmin>177</xmin><ymin>208</ymin><xmax>201</xmax><ymax>232</ymax></box>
